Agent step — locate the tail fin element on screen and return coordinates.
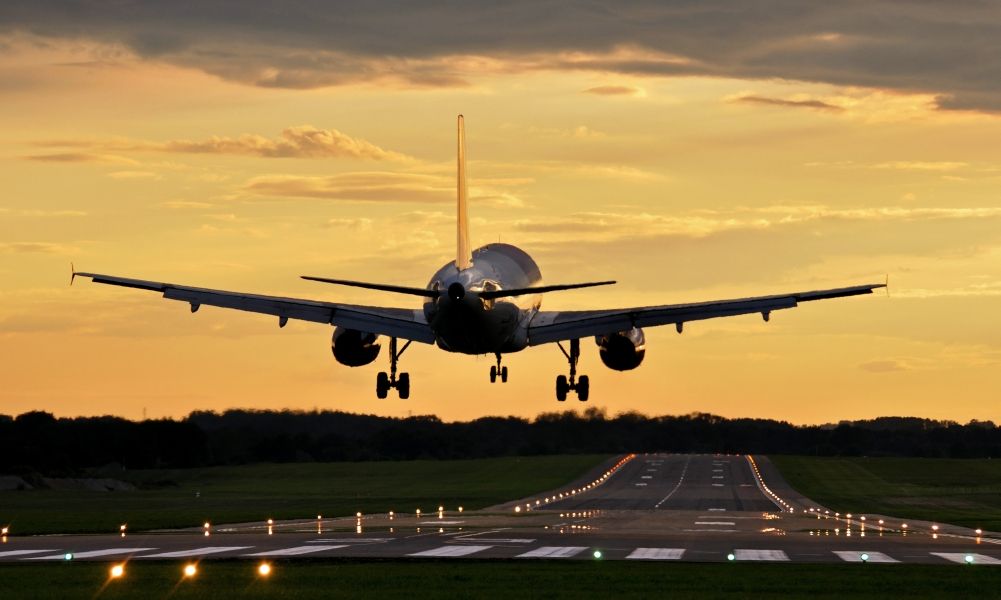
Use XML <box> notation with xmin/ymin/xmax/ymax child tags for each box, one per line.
<box><xmin>456</xmin><ymin>114</ymin><xmax>472</xmax><ymax>270</ymax></box>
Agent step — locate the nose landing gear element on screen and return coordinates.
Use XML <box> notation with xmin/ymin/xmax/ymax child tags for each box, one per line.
<box><xmin>556</xmin><ymin>339</ymin><xmax>589</xmax><ymax>401</ymax></box>
<box><xmin>489</xmin><ymin>353</ymin><xmax>508</xmax><ymax>383</ymax></box>
<box><xmin>376</xmin><ymin>337</ymin><xmax>411</xmax><ymax>399</ymax></box>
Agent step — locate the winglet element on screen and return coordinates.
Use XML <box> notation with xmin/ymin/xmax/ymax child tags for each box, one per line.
<box><xmin>455</xmin><ymin>114</ymin><xmax>473</xmax><ymax>271</ymax></box>
<box><xmin>70</xmin><ymin>262</ymin><xmax>76</xmax><ymax>286</ymax></box>
<box><xmin>885</xmin><ymin>273</ymin><xmax>890</xmax><ymax>297</ymax></box>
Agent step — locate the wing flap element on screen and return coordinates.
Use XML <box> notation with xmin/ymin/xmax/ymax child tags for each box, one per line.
<box><xmin>528</xmin><ymin>283</ymin><xmax>883</xmax><ymax>345</ymax></box>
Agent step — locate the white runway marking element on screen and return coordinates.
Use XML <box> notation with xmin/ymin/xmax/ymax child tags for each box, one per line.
<box><xmin>408</xmin><ymin>545</ymin><xmax>492</xmax><ymax>557</ymax></box>
<box><xmin>28</xmin><ymin>548</ymin><xmax>155</xmax><ymax>560</ymax></box>
<box><xmin>734</xmin><ymin>549</ymin><xmax>789</xmax><ymax>561</ymax></box>
<box><xmin>655</xmin><ymin>456</ymin><xmax>692</xmax><ymax>509</ymax></box>
<box><xmin>682</xmin><ymin>528</ymin><xmax>738</xmax><ymax>533</ymax></box>
<box><xmin>712</xmin><ymin>476</ymin><xmax>724</xmax><ymax>479</ymax></box>
<box><xmin>932</xmin><ymin>552</ymin><xmax>1001</xmax><ymax>565</ymax></box>
<box><xmin>141</xmin><ymin>546</ymin><xmax>251</xmax><ymax>558</ymax></box>
<box><xmin>707</xmin><ymin>508</ymin><xmax>727</xmax><ymax>512</ymax></box>
<box><xmin>308</xmin><ymin>538</ymin><xmax>392</xmax><ymax>544</ymax></box>
<box><xmin>713</xmin><ymin>469</ymin><xmax>723</xmax><ymax>473</ymax></box>
<box><xmin>712</xmin><ymin>483</ymin><xmax>724</xmax><ymax>487</ymax></box>
<box><xmin>695</xmin><ymin>521</ymin><xmax>735</xmax><ymax>526</ymax></box>
<box><xmin>517</xmin><ymin>546</ymin><xmax>587</xmax><ymax>558</ymax></box>
<box><xmin>458</xmin><ymin>538</ymin><xmax>534</xmax><ymax>544</ymax></box>
<box><xmin>627</xmin><ymin>548</ymin><xmax>685</xmax><ymax>560</ymax></box>
<box><xmin>640</xmin><ymin>476</ymin><xmax>652</xmax><ymax>479</ymax></box>
<box><xmin>244</xmin><ymin>545</ymin><xmax>345</xmax><ymax>557</ymax></box>
<box><xmin>634</xmin><ymin>483</ymin><xmax>648</xmax><ymax>487</ymax></box>
<box><xmin>0</xmin><ymin>550</ymin><xmax>57</xmax><ymax>558</ymax></box>
<box><xmin>834</xmin><ymin>551</ymin><xmax>899</xmax><ymax>563</ymax></box>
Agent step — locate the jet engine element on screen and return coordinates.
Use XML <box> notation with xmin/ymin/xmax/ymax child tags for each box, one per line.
<box><xmin>595</xmin><ymin>327</ymin><xmax>646</xmax><ymax>371</ymax></box>
<box><xmin>331</xmin><ymin>327</ymin><xmax>381</xmax><ymax>367</ymax></box>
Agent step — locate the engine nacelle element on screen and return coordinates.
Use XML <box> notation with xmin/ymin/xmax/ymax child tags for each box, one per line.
<box><xmin>331</xmin><ymin>327</ymin><xmax>381</xmax><ymax>367</ymax></box>
<box><xmin>596</xmin><ymin>327</ymin><xmax>646</xmax><ymax>371</ymax></box>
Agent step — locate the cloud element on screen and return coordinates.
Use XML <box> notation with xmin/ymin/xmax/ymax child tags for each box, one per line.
<box><xmin>859</xmin><ymin>359</ymin><xmax>914</xmax><ymax>373</ymax></box>
<box><xmin>583</xmin><ymin>85</ymin><xmax>642</xmax><ymax>96</ymax></box>
<box><xmin>325</xmin><ymin>217</ymin><xmax>373</xmax><ymax>231</ymax></box>
<box><xmin>33</xmin><ymin>126</ymin><xmax>412</xmax><ymax>162</ymax></box>
<box><xmin>242</xmin><ymin>172</ymin><xmax>524</xmax><ymax>206</ymax></box>
<box><xmin>728</xmin><ymin>93</ymin><xmax>844</xmax><ymax>112</ymax></box>
<box><xmin>5</xmin><ymin>3</ymin><xmax>1001</xmax><ymax>111</ymax></box>
<box><xmin>0</xmin><ymin>242</ymin><xmax>77</xmax><ymax>254</ymax></box>
<box><xmin>161</xmin><ymin>200</ymin><xmax>214</xmax><ymax>209</ymax></box>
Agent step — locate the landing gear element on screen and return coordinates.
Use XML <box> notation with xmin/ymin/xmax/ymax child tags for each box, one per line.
<box><xmin>490</xmin><ymin>353</ymin><xmax>508</xmax><ymax>383</ymax></box>
<box><xmin>376</xmin><ymin>337</ymin><xmax>412</xmax><ymax>399</ymax></box>
<box><xmin>556</xmin><ymin>339</ymin><xmax>589</xmax><ymax>401</ymax></box>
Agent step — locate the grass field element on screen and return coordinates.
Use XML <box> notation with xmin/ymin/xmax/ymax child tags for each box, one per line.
<box><xmin>0</xmin><ymin>455</ymin><xmax>608</xmax><ymax>535</ymax></box>
<box><xmin>1</xmin><ymin>560</ymin><xmax>999</xmax><ymax>600</ymax></box>
<box><xmin>771</xmin><ymin>456</ymin><xmax>1001</xmax><ymax>531</ymax></box>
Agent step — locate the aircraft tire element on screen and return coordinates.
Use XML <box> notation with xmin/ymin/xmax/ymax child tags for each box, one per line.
<box><xmin>577</xmin><ymin>375</ymin><xmax>590</xmax><ymax>401</ymax></box>
<box><xmin>501</xmin><ymin>366</ymin><xmax>508</xmax><ymax>383</ymax></box>
<box><xmin>376</xmin><ymin>372</ymin><xmax>390</xmax><ymax>399</ymax></box>
<box><xmin>398</xmin><ymin>372</ymin><xmax>411</xmax><ymax>399</ymax></box>
<box><xmin>556</xmin><ymin>375</ymin><xmax>569</xmax><ymax>401</ymax></box>
<box><xmin>490</xmin><ymin>365</ymin><xmax>497</xmax><ymax>383</ymax></box>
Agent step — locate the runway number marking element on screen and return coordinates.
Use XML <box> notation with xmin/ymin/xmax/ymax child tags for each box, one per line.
<box><xmin>627</xmin><ymin>548</ymin><xmax>685</xmax><ymax>560</ymax></box>
<box><xmin>141</xmin><ymin>546</ymin><xmax>252</xmax><ymax>558</ymax></box>
<box><xmin>408</xmin><ymin>545</ymin><xmax>492</xmax><ymax>557</ymax></box>
<box><xmin>734</xmin><ymin>549</ymin><xmax>789</xmax><ymax>561</ymax></box>
<box><xmin>517</xmin><ymin>546</ymin><xmax>587</xmax><ymax>558</ymax></box>
<box><xmin>932</xmin><ymin>553</ymin><xmax>1001</xmax><ymax>565</ymax></box>
<box><xmin>28</xmin><ymin>548</ymin><xmax>156</xmax><ymax>560</ymax></box>
<box><xmin>244</xmin><ymin>545</ymin><xmax>346</xmax><ymax>557</ymax></box>
<box><xmin>834</xmin><ymin>551</ymin><xmax>899</xmax><ymax>563</ymax></box>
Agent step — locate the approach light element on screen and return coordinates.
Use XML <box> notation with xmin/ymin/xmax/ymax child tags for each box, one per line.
<box><xmin>63</xmin><ymin>553</ymin><xmax>74</xmax><ymax>561</ymax></box>
<box><xmin>356</xmin><ymin>512</ymin><xmax>362</xmax><ymax>518</ymax></box>
<box><xmin>902</xmin><ymin>523</ymin><xmax>908</xmax><ymax>529</ymax></box>
<box><xmin>976</xmin><ymin>529</ymin><xmax>983</xmax><ymax>535</ymax></box>
<box><xmin>110</xmin><ymin>564</ymin><xmax>125</xmax><ymax>579</ymax></box>
<box><xmin>183</xmin><ymin>564</ymin><xmax>197</xmax><ymax>578</ymax></box>
<box><xmin>965</xmin><ymin>555</ymin><xmax>975</xmax><ymax>565</ymax></box>
<box><xmin>932</xmin><ymin>525</ymin><xmax>940</xmax><ymax>531</ymax></box>
<box><xmin>860</xmin><ymin>553</ymin><xmax>869</xmax><ymax>563</ymax></box>
<box><xmin>593</xmin><ymin>550</ymin><xmax>602</xmax><ymax>559</ymax></box>
<box><xmin>514</xmin><ymin>506</ymin><xmax>521</xmax><ymax>513</ymax></box>
<box><xmin>458</xmin><ymin>507</ymin><xmax>464</xmax><ymax>513</ymax></box>
<box><xmin>258</xmin><ymin>562</ymin><xmax>272</xmax><ymax>576</ymax></box>
<box><xmin>727</xmin><ymin>553</ymin><xmax>736</xmax><ymax>561</ymax></box>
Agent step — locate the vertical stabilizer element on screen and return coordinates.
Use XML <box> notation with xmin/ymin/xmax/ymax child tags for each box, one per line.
<box><xmin>455</xmin><ymin>114</ymin><xmax>473</xmax><ymax>270</ymax></box>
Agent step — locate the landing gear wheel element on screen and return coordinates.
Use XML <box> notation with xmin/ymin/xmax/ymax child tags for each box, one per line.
<box><xmin>398</xmin><ymin>372</ymin><xmax>410</xmax><ymax>399</ymax></box>
<box><xmin>501</xmin><ymin>366</ymin><xmax>508</xmax><ymax>383</ymax></box>
<box><xmin>556</xmin><ymin>375</ymin><xmax>569</xmax><ymax>401</ymax></box>
<box><xmin>376</xmin><ymin>372</ymin><xmax>390</xmax><ymax>399</ymax></box>
<box><xmin>576</xmin><ymin>375</ymin><xmax>589</xmax><ymax>402</ymax></box>
<box><xmin>490</xmin><ymin>365</ymin><xmax>497</xmax><ymax>383</ymax></box>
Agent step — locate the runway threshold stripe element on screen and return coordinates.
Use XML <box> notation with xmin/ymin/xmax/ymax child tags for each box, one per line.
<box><xmin>245</xmin><ymin>545</ymin><xmax>346</xmax><ymax>557</ymax></box>
<box><xmin>141</xmin><ymin>546</ymin><xmax>251</xmax><ymax>558</ymax></box>
<box><xmin>517</xmin><ymin>546</ymin><xmax>587</xmax><ymax>558</ymax></box>
<box><xmin>932</xmin><ymin>553</ymin><xmax>1001</xmax><ymax>565</ymax></box>
<box><xmin>734</xmin><ymin>549</ymin><xmax>789</xmax><ymax>561</ymax></box>
<box><xmin>408</xmin><ymin>545</ymin><xmax>492</xmax><ymax>557</ymax></box>
<box><xmin>834</xmin><ymin>551</ymin><xmax>899</xmax><ymax>563</ymax></box>
<box><xmin>626</xmin><ymin>548</ymin><xmax>684</xmax><ymax>560</ymax></box>
<box><xmin>28</xmin><ymin>548</ymin><xmax>155</xmax><ymax>560</ymax></box>
<box><xmin>0</xmin><ymin>550</ymin><xmax>58</xmax><ymax>558</ymax></box>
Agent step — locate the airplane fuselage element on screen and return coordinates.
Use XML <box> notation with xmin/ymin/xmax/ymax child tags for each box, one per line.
<box><xmin>424</xmin><ymin>243</ymin><xmax>541</xmax><ymax>354</ymax></box>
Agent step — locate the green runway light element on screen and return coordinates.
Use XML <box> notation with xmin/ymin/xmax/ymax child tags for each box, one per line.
<box><xmin>727</xmin><ymin>553</ymin><xmax>735</xmax><ymax>561</ymax></box>
<box><xmin>63</xmin><ymin>553</ymin><xmax>73</xmax><ymax>561</ymax></box>
<box><xmin>860</xmin><ymin>553</ymin><xmax>869</xmax><ymax>563</ymax></box>
<box><xmin>593</xmin><ymin>550</ymin><xmax>602</xmax><ymax>559</ymax></box>
<box><xmin>965</xmin><ymin>555</ymin><xmax>975</xmax><ymax>564</ymax></box>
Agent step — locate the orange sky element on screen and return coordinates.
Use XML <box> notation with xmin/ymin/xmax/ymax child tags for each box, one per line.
<box><xmin>1</xmin><ymin>8</ymin><xmax>1000</xmax><ymax>424</ymax></box>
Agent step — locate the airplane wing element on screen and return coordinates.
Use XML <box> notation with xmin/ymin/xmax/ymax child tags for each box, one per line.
<box><xmin>527</xmin><ymin>283</ymin><xmax>885</xmax><ymax>345</ymax></box>
<box><xmin>73</xmin><ymin>271</ymin><xmax>436</xmax><ymax>344</ymax></box>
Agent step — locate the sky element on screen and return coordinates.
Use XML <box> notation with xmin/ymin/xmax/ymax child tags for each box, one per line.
<box><xmin>1</xmin><ymin>1</ymin><xmax>1000</xmax><ymax>424</ymax></box>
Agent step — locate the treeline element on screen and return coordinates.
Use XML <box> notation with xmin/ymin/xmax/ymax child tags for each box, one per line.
<box><xmin>1</xmin><ymin>409</ymin><xmax>1000</xmax><ymax>475</ymax></box>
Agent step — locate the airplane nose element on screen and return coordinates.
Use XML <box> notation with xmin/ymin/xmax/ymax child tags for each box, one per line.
<box><xmin>448</xmin><ymin>282</ymin><xmax>465</xmax><ymax>301</ymax></box>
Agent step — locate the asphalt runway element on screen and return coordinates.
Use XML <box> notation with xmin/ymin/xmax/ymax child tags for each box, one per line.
<box><xmin>2</xmin><ymin>454</ymin><xmax>998</xmax><ymax>566</ymax></box>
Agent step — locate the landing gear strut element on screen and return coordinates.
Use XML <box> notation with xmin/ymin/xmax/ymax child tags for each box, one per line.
<box><xmin>377</xmin><ymin>337</ymin><xmax>411</xmax><ymax>399</ymax></box>
<box><xmin>489</xmin><ymin>353</ymin><xmax>508</xmax><ymax>383</ymax></box>
<box><xmin>556</xmin><ymin>339</ymin><xmax>589</xmax><ymax>401</ymax></box>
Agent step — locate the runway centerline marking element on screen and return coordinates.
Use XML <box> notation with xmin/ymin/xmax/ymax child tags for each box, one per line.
<box><xmin>654</xmin><ymin>455</ymin><xmax>692</xmax><ymax>509</ymax></box>
<box><xmin>694</xmin><ymin>521</ymin><xmax>735</xmax><ymax>526</ymax></box>
<box><xmin>932</xmin><ymin>553</ymin><xmax>1001</xmax><ymax>565</ymax></box>
<box><xmin>517</xmin><ymin>546</ymin><xmax>587</xmax><ymax>559</ymax></box>
<box><xmin>734</xmin><ymin>549</ymin><xmax>789</xmax><ymax>561</ymax></box>
<box><xmin>28</xmin><ymin>548</ymin><xmax>155</xmax><ymax>560</ymax></box>
<box><xmin>627</xmin><ymin>548</ymin><xmax>684</xmax><ymax>560</ymax></box>
<box><xmin>142</xmin><ymin>546</ymin><xmax>251</xmax><ymax>558</ymax></box>
<box><xmin>245</xmin><ymin>545</ymin><xmax>346</xmax><ymax>557</ymax></box>
<box><xmin>308</xmin><ymin>538</ymin><xmax>393</xmax><ymax>544</ymax></box>
<box><xmin>408</xmin><ymin>545</ymin><xmax>492</xmax><ymax>557</ymax></box>
<box><xmin>640</xmin><ymin>476</ymin><xmax>653</xmax><ymax>479</ymax></box>
<box><xmin>834</xmin><ymin>551</ymin><xmax>899</xmax><ymax>563</ymax></box>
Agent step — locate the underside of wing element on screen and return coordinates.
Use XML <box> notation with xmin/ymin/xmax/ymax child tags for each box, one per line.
<box><xmin>527</xmin><ymin>283</ymin><xmax>885</xmax><ymax>345</ymax></box>
<box><xmin>74</xmin><ymin>272</ymin><xmax>435</xmax><ymax>344</ymax></box>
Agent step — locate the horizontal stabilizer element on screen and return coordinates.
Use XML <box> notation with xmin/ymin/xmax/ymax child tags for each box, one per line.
<box><xmin>479</xmin><ymin>280</ymin><xmax>616</xmax><ymax>299</ymax></box>
<box><xmin>301</xmin><ymin>276</ymin><xmax>438</xmax><ymax>298</ymax></box>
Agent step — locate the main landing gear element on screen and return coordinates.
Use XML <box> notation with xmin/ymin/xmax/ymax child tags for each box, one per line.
<box><xmin>489</xmin><ymin>352</ymin><xmax>508</xmax><ymax>383</ymax></box>
<box><xmin>556</xmin><ymin>338</ymin><xmax>589</xmax><ymax>402</ymax></box>
<box><xmin>377</xmin><ymin>337</ymin><xmax>411</xmax><ymax>399</ymax></box>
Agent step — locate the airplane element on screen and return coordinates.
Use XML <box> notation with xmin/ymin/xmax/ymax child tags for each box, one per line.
<box><xmin>73</xmin><ymin>115</ymin><xmax>885</xmax><ymax>401</ymax></box>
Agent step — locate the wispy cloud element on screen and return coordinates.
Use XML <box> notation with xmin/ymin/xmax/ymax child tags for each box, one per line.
<box><xmin>583</xmin><ymin>85</ymin><xmax>643</xmax><ymax>96</ymax></box>
<box><xmin>859</xmin><ymin>359</ymin><xmax>914</xmax><ymax>373</ymax></box>
<box><xmin>23</xmin><ymin>152</ymin><xmax>139</xmax><ymax>165</ymax></box>
<box><xmin>0</xmin><ymin>242</ymin><xmax>78</xmax><ymax>254</ymax></box>
<box><xmin>727</xmin><ymin>93</ymin><xmax>844</xmax><ymax>112</ymax></box>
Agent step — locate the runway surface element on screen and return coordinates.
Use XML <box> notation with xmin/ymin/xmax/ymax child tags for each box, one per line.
<box><xmin>2</xmin><ymin>454</ymin><xmax>998</xmax><ymax>566</ymax></box>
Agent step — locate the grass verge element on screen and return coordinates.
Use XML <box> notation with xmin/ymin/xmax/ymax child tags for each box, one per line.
<box><xmin>771</xmin><ymin>455</ymin><xmax>1001</xmax><ymax>530</ymax></box>
<box><xmin>0</xmin><ymin>455</ymin><xmax>608</xmax><ymax>535</ymax></box>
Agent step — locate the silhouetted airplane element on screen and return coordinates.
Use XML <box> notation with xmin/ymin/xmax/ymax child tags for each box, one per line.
<box><xmin>74</xmin><ymin>116</ymin><xmax>885</xmax><ymax>401</ymax></box>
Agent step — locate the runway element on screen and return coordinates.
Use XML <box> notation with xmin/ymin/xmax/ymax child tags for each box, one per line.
<box><xmin>1</xmin><ymin>454</ymin><xmax>998</xmax><ymax>566</ymax></box>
